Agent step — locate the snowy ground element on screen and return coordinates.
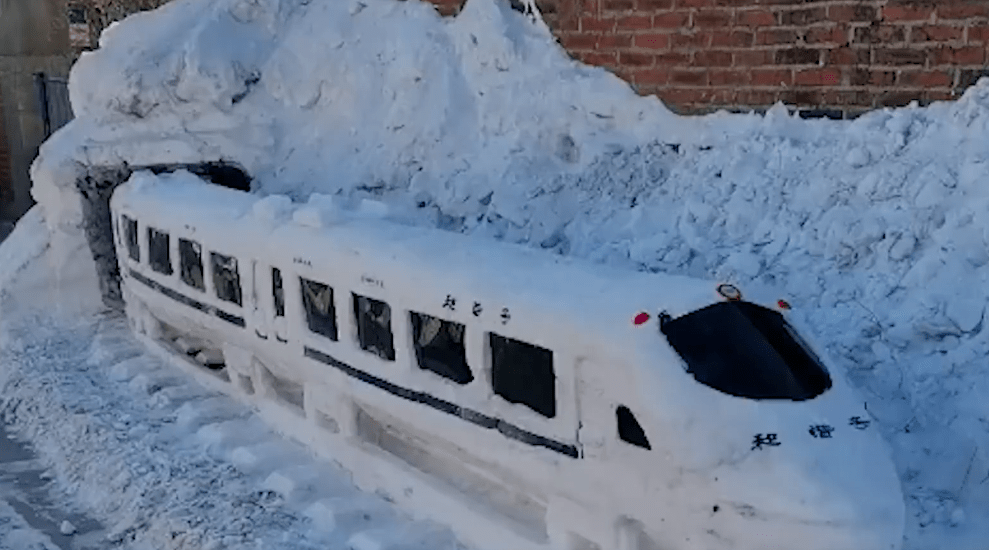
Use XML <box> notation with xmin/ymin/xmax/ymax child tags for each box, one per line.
<box><xmin>0</xmin><ymin>214</ymin><xmax>468</xmax><ymax>550</ymax></box>
<box><xmin>9</xmin><ymin>0</ymin><xmax>989</xmax><ymax>548</ymax></box>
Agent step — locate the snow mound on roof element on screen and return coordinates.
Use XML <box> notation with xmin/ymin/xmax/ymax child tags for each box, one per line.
<box><xmin>24</xmin><ymin>0</ymin><xmax>989</xmax><ymax>547</ymax></box>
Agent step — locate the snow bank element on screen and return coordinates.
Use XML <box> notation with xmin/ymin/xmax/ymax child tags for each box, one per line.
<box><xmin>22</xmin><ymin>0</ymin><xmax>989</xmax><ymax>547</ymax></box>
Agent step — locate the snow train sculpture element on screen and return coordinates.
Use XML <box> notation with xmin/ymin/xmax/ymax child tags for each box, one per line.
<box><xmin>110</xmin><ymin>172</ymin><xmax>904</xmax><ymax>550</ymax></box>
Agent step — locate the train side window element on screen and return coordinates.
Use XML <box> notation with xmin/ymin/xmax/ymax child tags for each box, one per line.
<box><xmin>178</xmin><ymin>238</ymin><xmax>205</xmax><ymax>291</ymax></box>
<box><xmin>210</xmin><ymin>252</ymin><xmax>242</xmax><ymax>306</ymax></box>
<box><xmin>353</xmin><ymin>293</ymin><xmax>395</xmax><ymax>361</ymax></box>
<box><xmin>272</xmin><ymin>268</ymin><xmax>285</xmax><ymax>317</ymax></box>
<box><xmin>123</xmin><ymin>216</ymin><xmax>139</xmax><ymax>261</ymax></box>
<box><xmin>489</xmin><ymin>333</ymin><xmax>555</xmax><ymax>418</ymax></box>
<box><xmin>410</xmin><ymin>312</ymin><xmax>472</xmax><ymax>384</ymax></box>
<box><xmin>616</xmin><ymin>406</ymin><xmax>651</xmax><ymax>450</ymax></box>
<box><xmin>301</xmin><ymin>278</ymin><xmax>337</xmax><ymax>340</ymax></box>
<box><xmin>147</xmin><ymin>227</ymin><xmax>173</xmax><ymax>275</ymax></box>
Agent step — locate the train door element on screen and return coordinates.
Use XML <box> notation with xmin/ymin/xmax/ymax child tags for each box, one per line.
<box><xmin>251</xmin><ymin>261</ymin><xmax>288</xmax><ymax>344</ymax></box>
<box><xmin>574</xmin><ymin>356</ymin><xmax>667</xmax><ymax>550</ymax></box>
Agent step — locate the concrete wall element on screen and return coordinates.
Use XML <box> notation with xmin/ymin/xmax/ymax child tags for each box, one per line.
<box><xmin>0</xmin><ymin>0</ymin><xmax>73</xmax><ymax>220</ymax></box>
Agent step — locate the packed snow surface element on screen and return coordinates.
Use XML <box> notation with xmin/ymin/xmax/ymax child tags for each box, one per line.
<box><xmin>13</xmin><ymin>0</ymin><xmax>989</xmax><ymax>548</ymax></box>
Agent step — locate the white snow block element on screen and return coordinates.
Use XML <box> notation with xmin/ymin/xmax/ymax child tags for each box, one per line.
<box><xmin>194</xmin><ymin>348</ymin><xmax>224</xmax><ymax>366</ymax></box>
<box><xmin>60</xmin><ymin>520</ymin><xmax>76</xmax><ymax>535</ymax></box>
<box><xmin>347</xmin><ymin>524</ymin><xmax>449</xmax><ymax>550</ymax></box>
<box><xmin>173</xmin><ymin>337</ymin><xmax>200</xmax><ymax>354</ymax></box>
<box><xmin>305</xmin><ymin>496</ymin><xmax>390</xmax><ymax>534</ymax></box>
<box><xmin>229</xmin><ymin>442</ymin><xmax>300</xmax><ymax>473</ymax></box>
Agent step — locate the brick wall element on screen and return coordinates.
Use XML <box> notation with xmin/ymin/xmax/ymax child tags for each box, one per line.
<box><xmin>430</xmin><ymin>0</ymin><xmax>989</xmax><ymax>118</ymax></box>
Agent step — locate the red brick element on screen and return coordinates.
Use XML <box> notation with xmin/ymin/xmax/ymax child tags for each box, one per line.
<box><xmin>553</xmin><ymin>15</ymin><xmax>580</xmax><ymax>31</ymax></box>
<box><xmin>694</xmin><ymin>9</ymin><xmax>731</xmax><ymax>28</ymax></box>
<box><xmin>737</xmin><ymin>9</ymin><xmax>776</xmax><ymax>28</ymax></box>
<box><xmin>694</xmin><ymin>50</ymin><xmax>733</xmax><ymax>66</ymax></box>
<box><xmin>633</xmin><ymin>33</ymin><xmax>670</xmax><ymax>49</ymax></box>
<box><xmin>828</xmin><ymin>4</ymin><xmax>877</xmax><ymax>23</ymax></box>
<box><xmin>775</xmin><ymin>47</ymin><xmax>821</xmax><ymax>65</ymax></box>
<box><xmin>853</xmin><ymin>25</ymin><xmax>906</xmax><ymax>44</ymax></box>
<box><xmin>875</xmin><ymin>48</ymin><xmax>928</xmax><ymax>66</ymax></box>
<box><xmin>671</xmin><ymin>31</ymin><xmax>710</xmax><ymax>49</ymax></box>
<box><xmin>794</xmin><ymin>68</ymin><xmax>842</xmax><ymax>86</ymax></box>
<box><xmin>599</xmin><ymin>33</ymin><xmax>633</xmax><ymax>48</ymax></box>
<box><xmin>670</xmin><ymin>69</ymin><xmax>708</xmax><ymax>85</ymax></box>
<box><xmin>560</xmin><ymin>32</ymin><xmax>598</xmax><ymax>50</ymax></box>
<box><xmin>653</xmin><ymin>11</ymin><xmax>690</xmax><ymax>28</ymax></box>
<box><xmin>676</xmin><ymin>0</ymin><xmax>713</xmax><ymax>7</ymax></box>
<box><xmin>883</xmin><ymin>5</ymin><xmax>934</xmax><ymax>22</ymax></box>
<box><xmin>602</xmin><ymin>0</ymin><xmax>633</xmax><ymax>11</ymax></box>
<box><xmin>933</xmin><ymin>45</ymin><xmax>985</xmax><ymax>65</ymax></box>
<box><xmin>633</xmin><ymin>67</ymin><xmax>670</xmax><ymax>85</ymax></box>
<box><xmin>806</xmin><ymin>26</ymin><xmax>847</xmax><ymax>45</ymax></box>
<box><xmin>780</xmin><ymin>7</ymin><xmax>826</xmax><ymax>26</ymax></box>
<box><xmin>869</xmin><ymin>70</ymin><xmax>897</xmax><ymax>86</ymax></box>
<box><xmin>751</xmin><ymin>68</ymin><xmax>792</xmax><ymax>86</ymax></box>
<box><xmin>924</xmin><ymin>90</ymin><xmax>955</xmax><ymax>102</ymax></box>
<box><xmin>656</xmin><ymin>51</ymin><xmax>691</xmax><ymax>64</ymax></box>
<box><xmin>823</xmin><ymin>90</ymin><xmax>872</xmax><ymax>106</ymax></box>
<box><xmin>899</xmin><ymin>70</ymin><xmax>953</xmax><ymax>87</ymax></box>
<box><xmin>778</xmin><ymin>89</ymin><xmax>823</xmax><ymax>106</ymax></box>
<box><xmin>912</xmin><ymin>24</ymin><xmax>964</xmax><ymax>42</ymax></box>
<box><xmin>620</xmin><ymin>51</ymin><xmax>656</xmax><ymax>66</ymax></box>
<box><xmin>617</xmin><ymin>15</ymin><xmax>652</xmax><ymax>30</ymax></box>
<box><xmin>969</xmin><ymin>25</ymin><xmax>989</xmax><ymax>42</ymax></box>
<box><xmin>581</xmin><ymin>16</ymin><xmax>616</xmax><ymax>32</ymax></box>
<box><xmin>577</xmin><ymin>0</ymin><xmax>600</xmax><ymax>15</ymax></box>
<box><xmin>878</xmin><ymin>91</ymin><xmax>920</xmax><ymax>107</ymax></box>
<box><xmin>711</xmin><ymin>30</ymin><xmax>754</xmax><ymax>47</ymax></box>
<box><xmin>657</xmin><ymin>87</ymin><xmax>707</xmax><ymax>108</ymax></box>
<box><xmin>578</xmin><ymin>51</ymin><xmax>618</xmax><ymax>66</ymax></box>
<box><xmin>737</xmin><ymin>89</ymin><xmax>779</xmax><ymax>106</ymax></box>
<box><xmin>709</xmin><ymin>69</ymin><xmax>751</xmax><ymax>86</ymax></box>
<box><xmin>733</xmin><ymin>50</ymin><xmax>772</xmax><ymax>66</ymax></box>
<box><xmin>937</xmin><ymin>4</ymin><xmax>989</xmax><ymax>20</ymax></box>
<box><xmin>827</xmin><ymin>47</ymin><xmax>870</xmax><ymax>65</ymax></box>
<box><xmin>755</xmin><ymin>29</ymin><xmax>799</xmax><ymax>45</ymax></box>
<box><xmin>638</xmin><ymin>0</ymin><xmax>673</xmax><ymax>9</ymax></box>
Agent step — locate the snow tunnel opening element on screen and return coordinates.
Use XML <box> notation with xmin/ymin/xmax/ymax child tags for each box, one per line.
<box><xmin>76</xmin><ymin>161</ymin><xmax>252</xmax><ymax>310</ymax></box>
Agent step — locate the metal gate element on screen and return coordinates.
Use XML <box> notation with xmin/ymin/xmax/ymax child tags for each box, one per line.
<box><xmin>33</xmin><ymin>72</ymin><xmax>74</xmax><ymax>139</ymax></box>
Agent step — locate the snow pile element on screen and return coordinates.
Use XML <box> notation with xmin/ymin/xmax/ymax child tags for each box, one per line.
<box><xmin>17</xmin><ymin>0</ymin><xmax>989</xmax><ymax>548</ymax></box>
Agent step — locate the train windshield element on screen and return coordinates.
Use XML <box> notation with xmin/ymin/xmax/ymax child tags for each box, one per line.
<box><xmin>660</xmin><ymin>301</ymin><xmax>831</xmax><ymax>401</ymax></box>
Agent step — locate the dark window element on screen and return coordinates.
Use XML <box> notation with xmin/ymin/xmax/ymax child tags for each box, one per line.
<box><xmin>178</xmin><ymin>238</ymin><xmax>205</xmax><ymax>291</ymax></box>
<box><xmin>210</xmin><ymin>252</ymin><xmax>242</xmax><ymax>306</ymax></box>
<box><xmin>67</xmin><ymin>5</ymin><xmax>87</xmax><ymax>24</ymax></box>
<box><xmin>410</xmin><ymin>312</ymin><xmax>472</xmax><ymax>384</ymax></box>
<box><xmin>301</xmin><ymin>278</ymin><xmax>337</xmax><ymax>340</ymax></box>
<box><xmin>123</xmin><ymin>216</ymin><xmax>139</xmax><ymax>261</ymax></box>
<box><xmin>617</xmin><ymin>406</ymin><xmax>651</xmax><ymax>450</ymax></box>
<box><xmin>272</xmin><ymin>268</ymin><xmax>285</xmax><ymax>317</ymax></box>
<box><xmin>353</xmin><ymin>293</ymin><xmax>395</xmax><ymax>361</ymax></box>
<box><xmin>489</xmin><ymin>333</ymin><xmax>555</xmax><ymax>418</ymax></box>
<box><xmin>660</xmin><ymin>301</ymin><xmax>832</xmax><ymax>401</ymax></box>
<box><xmin>147</xmin><ymin>227</ymin><xmax>172</xmax><ymax>275</ymax></box>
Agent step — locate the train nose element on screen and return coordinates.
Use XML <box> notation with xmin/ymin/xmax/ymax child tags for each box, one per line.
<box><xmin>716</xmin><ymin>423</ymin><xmax>905</xmax><ymax>550</ymax></box>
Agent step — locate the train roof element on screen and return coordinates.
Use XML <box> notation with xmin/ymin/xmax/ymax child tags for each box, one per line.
<box><xmin>112</xmin><ymin>171</ymin><xmax>723</xmax><ymax>345</ymax></box>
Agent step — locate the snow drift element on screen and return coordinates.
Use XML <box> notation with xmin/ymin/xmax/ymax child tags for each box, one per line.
<box><xmin>18</xmin><ymin>0</ymin><xmax>989</xmax><ymax>548</ymax></box>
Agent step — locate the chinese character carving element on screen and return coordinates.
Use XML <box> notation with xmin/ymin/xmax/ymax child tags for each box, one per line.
<box><xmin>443</xmin><ymin>295</ymin><xmax>456</xmax><ymax>310</ymax></box>
<box><xmin>848</xmin><ymin>416</ymin><xmax>871</xmax><ymax>430</ymax></box>
<box><xmin>500</xmin><ymin>307</ymin><xmax>511</xmax><ymax>325</ymax></box>
<box><xmin>808</xmin><ymin>424</ymin><xmax>835</xmax><ymax>438</ymax></box>
<box><xmin>472</xmin><ymin>302</ymin><xmax>483</xmax><ymax>316</ymax></box>
<box><xmin>751</xmin><ymin>433</ymin><xmax>781</xmax><ymax>450</ymax></box>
